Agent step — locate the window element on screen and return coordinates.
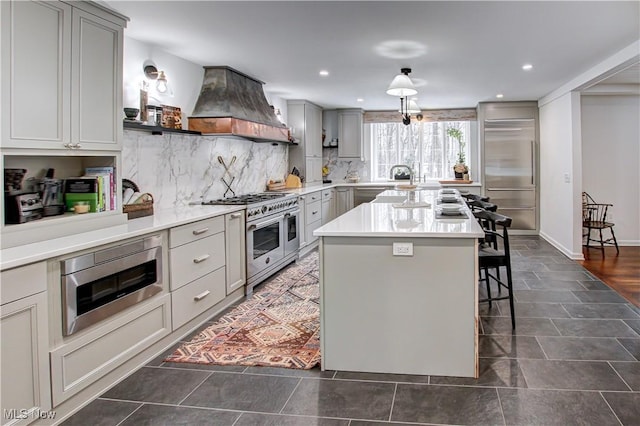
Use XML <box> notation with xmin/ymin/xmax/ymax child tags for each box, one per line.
<box><xmin>369</xmin><ymin>121</ymin><xmax>471</xmax><ymax>181</ymax></box>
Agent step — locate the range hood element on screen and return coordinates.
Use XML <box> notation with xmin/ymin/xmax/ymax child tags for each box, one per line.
<box><xmin>188</xmin><ymin>66</ymin><xmax>289</xmax><ymax>143</ymax></box>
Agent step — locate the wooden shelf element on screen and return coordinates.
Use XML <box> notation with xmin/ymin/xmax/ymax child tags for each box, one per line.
<box><xmin>123</xmin><ymin>121</ymin><xmax>201</xmax><ymax>135</ymax></box>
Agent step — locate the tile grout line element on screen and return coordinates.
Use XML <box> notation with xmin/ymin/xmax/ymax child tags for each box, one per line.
<box><xmin>112</xmin><ymin>402</ymin><xmax>144</xmax><ymax>426</ymax></box>
<box><xmin>606</xmin><ymin>361</ymin><xmax>634</xmax><ymax>392</ymax></box>
<box><xmin>494</xmin><ymin>387</ymin><xmax>507</xmax><ymax>426</ymax></box>
<box><xmin>388</xmin><ymin>382</ymin><xmax>398</xmax><ymax>422</ymax></box>
<box><xmin>278</xmin><ymin>377</ymin><xmax>303</xmax><ymax>415</ymax></box>
<box><xmin>175</xmin><ymin>371</ymin><xmax>215</xmax><ymax>406</ymax></box>
<box><xmin>598</xmin><ymin>390</ymin><xmax>625</xmax><ymax>426</ymax></box>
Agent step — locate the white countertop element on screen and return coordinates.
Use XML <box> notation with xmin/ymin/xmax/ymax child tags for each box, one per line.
<box><xmin>314</xmin><ymin>189</ymin><xmax>484</xmax><ymax>238</ymax></box>
<box><xmin>0</xmin><ymin>205</ymin><xmax>244</xmax><ymax>271</ymax></box>
<box><xmin>272</xmin><ymin>180</ymin><xmax>481</xmax><ymax>196</ymax></box>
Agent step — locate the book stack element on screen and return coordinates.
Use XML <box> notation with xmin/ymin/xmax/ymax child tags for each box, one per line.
<box><xmin>64</xmin><ymin>167</ymin><xmax>116</xmax><ymax>213</ymax></box>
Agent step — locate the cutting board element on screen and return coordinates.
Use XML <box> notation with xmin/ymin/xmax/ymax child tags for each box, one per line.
<box><xmin>285</xmin><ymin>174</ymin><xmax>302</xmax><ymax>188</ymax></box>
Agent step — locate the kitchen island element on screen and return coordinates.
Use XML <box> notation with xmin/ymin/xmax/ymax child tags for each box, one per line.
<box><xmin>314</xmin><ymin>189</ymin><xmax>484</xmax><ymax>377</ymax></box>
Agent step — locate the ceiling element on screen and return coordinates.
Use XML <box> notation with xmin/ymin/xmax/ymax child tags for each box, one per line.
<box><xmin>104</xmin><ymin>1</ymin><xmax>639</xmax><ymax>111</ymax></box>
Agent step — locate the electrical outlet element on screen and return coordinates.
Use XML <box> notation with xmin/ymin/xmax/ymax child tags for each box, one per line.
<box><xmin>392</xmin><ymin>242</ymin><xmax>413</xmax><ymax>256</ymax></box>
<box><xmin>563</xmin><ymin>173</ymin><xmax>571</xmax><ymax>183</ymax></box>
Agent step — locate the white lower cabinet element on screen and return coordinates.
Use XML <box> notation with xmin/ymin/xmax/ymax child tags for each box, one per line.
<box><xmin>49</xmin><ymin>294</ymin><xmax>171</xmax><ymax>406</ymax></box>
<box><xmin>171</xmin><ymin>268</ymin><xmax>226</xmax><ymax>329</ymax></box>
<box><xmin>0</xmin><ymin>263</ymin><xmax>50</xmax><ymax>426</ymax></box>
<box><xmin>169</xmin><ymin>232</ymin><xmax>225</xmax><ymax>291</ymax></box>
<box><xmin>168</xmin><ymin>212</ymin><xmax>246</xmax><ymax>330</ymax></box>
<box><xmin>225</xmin><ymin>212</ymin><xmax>246</xmax><ymax>294</ymax></box>
<box><xmin>336</xmin><ymin>187</ymin><xmax>354</xmax><ymax>216</ymax></box>
<box><xmin>298</xmin><ymin>196</ymin><xmax>307</xmax><ymax>249</ymax></box>
<box><xmin>303</xmin><ymin>191</ymin><xmax>323</xmax><ymax>252</ymax></box>
<box><xmin>321</xmin><ymin>189</ymin><xmax>335</xmax><ymax>224</ymax></box>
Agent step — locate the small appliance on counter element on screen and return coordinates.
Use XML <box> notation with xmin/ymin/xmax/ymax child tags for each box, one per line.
<box><xmin>40</xmin><ymin>168</ymin><xmax>66</xmax><ymax>217</ymax></box>
<box><xmin>4</xmin><ymin>168</ymin><xmax>43</xmax><ymax>224</ymax></box>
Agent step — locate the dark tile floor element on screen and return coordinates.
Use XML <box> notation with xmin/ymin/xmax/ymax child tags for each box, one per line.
<box><xmin>62</xmin><ymin>237</ymin><xmax>639</xmax><ymax>426</ymax></box>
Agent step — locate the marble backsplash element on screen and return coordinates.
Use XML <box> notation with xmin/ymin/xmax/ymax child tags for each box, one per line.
<box><xmin>122</xmin><ymin>130</ymin><xmax>288</xmax><ymax>209</ymax></box>
<box><xmin>322</xmin><ymin>148</ymin><xmax>368</xmax><ymax>182</ymax></box>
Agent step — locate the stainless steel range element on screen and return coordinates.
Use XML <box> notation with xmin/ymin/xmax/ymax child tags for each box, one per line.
<box><xmin>203</xmin><ymin>193</ymin><xmax>299</xmax><ymax>294</ymax></box>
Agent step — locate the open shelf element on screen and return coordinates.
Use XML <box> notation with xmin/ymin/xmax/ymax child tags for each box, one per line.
<box><xmin>123</xmin><ymin>121</ymin><xmax>201</xmax><ymax>136</ymax></box>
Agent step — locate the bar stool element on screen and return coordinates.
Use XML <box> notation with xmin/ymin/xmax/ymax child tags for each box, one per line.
<box><xmin>474</xmin><ymin>210</ymin><xmax>516</xmax><ymax>329</ymax></box>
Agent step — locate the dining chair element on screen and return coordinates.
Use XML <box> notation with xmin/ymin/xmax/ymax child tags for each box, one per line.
<box><xmin>582</xmin><ymin>192</ymin><xmax>619</xmax><ymax>255</ymax></box>
<box><xmin>473</xmin><ymin>210</ymin><xmax>516</xmax><ymax>329</ymax></box>
<box><xmin>462</xmin><ymin>193</ymin><xmax>491</xmax><ymax>203</ymax></box>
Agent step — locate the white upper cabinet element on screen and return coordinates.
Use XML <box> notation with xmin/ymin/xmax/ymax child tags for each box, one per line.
<box><xmin>1</xmin><ymin>1</ymin><xmax>71</xmax><ymax>149</ymax></box>
<box><xmin>1</xmin><ymin>0</ymin><xmax>125</xmax><ymax>151</ymax></box>
<box><xmin>287</xmin><ymin>100</ymin><xmax>323</xmax><ymax>182</ymax></box>
<box><xmin>72</xmin><ymin>8</ymin><xmax>123</xmax><ymax>150</ymax></box>
<box><xmin>338</xmin><ymin>109</ymin><xmax>363</xmax><ymax>159</ymax></box>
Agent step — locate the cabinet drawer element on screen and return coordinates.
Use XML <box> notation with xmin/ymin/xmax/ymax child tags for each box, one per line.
<box><xmin>0</xmin><ymin>262</ymin><xmax>47</xmax><ymax>305</ymax></box>
<box><xmin>307</xmin><ymin>191</ymin><xmax>321</xmax><ymax>203</ymax></box>
<box><xmin>305</xmin><ymin>200</ymin><xmax>322</xmax><ymax>224</ymax></box>
<box><xmin>170</xmin><ymin>233</ymin><xmax>225</xmax><ymax>291</ymax></box>
<box><xmin>50</xmin><ymin>294</ymin><xmax>171</xmax><ymax>406</ymax></box>
<box><xmin>169</xmin><ymin>216</ymin><xmax>225</xmax><ymax>248</ymax></box>
<box><xmin>322</xmin><ymin>189</ymin><xmax>334</xmax><ymax>201</ymax></box>
<box><xmin>171</xmin><ymin>267</ymin><xmax>226</xmax><ymax>329</ymax></box>
<box><xmin>306</xmin><ymin>219</ymin><xmax>322</xmax><ymax>245</ymax></box>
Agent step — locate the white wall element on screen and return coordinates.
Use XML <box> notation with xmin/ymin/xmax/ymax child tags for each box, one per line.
<box><xmin>581</xmin><ymin>95</ymin><xmax>640</xmax><ymax>245</ymax></box>
<box><xmin>539</xmin><ymin>92</ymin><xmax>584</xmax><ymax>259</ymax></box>
<box><xmin>538</xmin><ymin>40</ymin><xmax>639</xmax><ymax>257</ymax></box>
<box><xmin>122</xmin><ymin>38</ymin><xmax>203</xmax><ymax>121</ymax></box>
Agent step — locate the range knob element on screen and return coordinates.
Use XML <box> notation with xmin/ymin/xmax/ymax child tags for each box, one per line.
<box><xmin>261</xmin><ymin>205</ymin><xmax>268</xmax><ymax>214</ymax></box>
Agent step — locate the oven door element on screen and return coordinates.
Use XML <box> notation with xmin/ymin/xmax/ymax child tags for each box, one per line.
<box><xmin>284</xmin><ymin>209</ymin><xmax>300</xmax><ymax>258</ymax></box>
<box><xmin>62</xmin><ymin>244</ymin><xmax>162</xmax><ymax>336</ymax></box>
<box><xmin>246</xmin><ymin>213</ymin><xmax>285</xmax><ymax>279</ymax></box>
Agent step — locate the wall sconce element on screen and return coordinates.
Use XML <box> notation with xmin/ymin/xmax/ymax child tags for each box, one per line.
<box><xmin>387</xmin><ymin>68</ymin><xmax>419</xmax><ymax>125</ymax></box>
<box><xmin>143</xmin><ymin>61</ymin><xmax>169</xmax><ymax>94</ymax></box>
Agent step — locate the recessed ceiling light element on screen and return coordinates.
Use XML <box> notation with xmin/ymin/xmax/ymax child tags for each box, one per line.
<box><xmin>319</xmin><ymin>70</ymin><xmax>329</xmax><ymax>77</ymax></box>
<box><xmin>496</xmin><ymin>94</ymin><xmax>504</xmax><ymax>98</ymax></box>
<box><xmin>356</xmin><ymin>98</ymin><xmax>364</xmax><ymax>102</ymax></box>
<box><xmin>522</xmin><ymin>64</ymin><xmax>533</xmax><ymax>71</ymax></box>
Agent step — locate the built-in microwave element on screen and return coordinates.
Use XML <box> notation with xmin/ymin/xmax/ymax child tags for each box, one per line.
<box><xmin>60</xmin><ymin>235</ymin><xmax>163</xmax><ymax>336</ymax></box>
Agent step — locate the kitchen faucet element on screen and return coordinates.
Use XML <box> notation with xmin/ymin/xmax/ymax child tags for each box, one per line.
<box><xmin>389</xmin><ymin>165</ymin><xmax>414</xmax><ymax>185</ymax></box>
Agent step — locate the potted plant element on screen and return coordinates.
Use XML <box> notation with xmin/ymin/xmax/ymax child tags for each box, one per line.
<box><xmin>447</xmin><ymin>127</ymin><xmax>468</xmax><ymax>179</ymax></box>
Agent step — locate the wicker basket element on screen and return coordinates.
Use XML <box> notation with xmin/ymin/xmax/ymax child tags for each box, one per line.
<box><xmin>123</xmin><ymin>194</ymin><xmax>154</xmax><ymax>219</ymax></box>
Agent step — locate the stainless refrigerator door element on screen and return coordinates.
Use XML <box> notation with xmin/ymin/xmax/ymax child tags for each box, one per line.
<box><xmin>485</xmin><ymin>188</ymin><xmax>536</xmax><ymax>230</ymax></box>
<box><xmin>484</xmin><ymin>119</ymin><xmax>536</xmax><ymax>189</ymax></box>
<box><xmin>484</xmin><ymin>119</ymin><xmax>536</xmax><ymax>230</ymax></box>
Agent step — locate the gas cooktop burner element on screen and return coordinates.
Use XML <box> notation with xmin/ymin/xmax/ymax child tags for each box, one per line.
<box><xmin>202</xmin><ymin>193</ymin><xmax>286</xmax><ymax>205</ymax></box>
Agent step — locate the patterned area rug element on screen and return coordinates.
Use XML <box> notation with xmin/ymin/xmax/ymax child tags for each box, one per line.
<box><xmin>166</xmin><ymin>252</ymin><xmax>320</xmax><ymax>369</ymax></box>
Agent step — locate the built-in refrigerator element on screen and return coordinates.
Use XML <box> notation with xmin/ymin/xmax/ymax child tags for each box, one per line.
<box><xmin>483</xmin><ymin>118</ymin><xmax>537</xmax><ymax>230</ymax></box>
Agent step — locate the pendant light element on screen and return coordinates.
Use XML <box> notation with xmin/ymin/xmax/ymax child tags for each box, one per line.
<box><xmin>386</xmin><ymin>68</ymin><xmax>417</xmax><ymax>97</ymax></box>
<box><xmin>387</xmin><ymin>68</ymin><xmax>419</xmax><ymax>125</ymax></box>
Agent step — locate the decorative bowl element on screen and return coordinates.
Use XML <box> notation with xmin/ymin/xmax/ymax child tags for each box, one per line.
<box><xmin>124</xmin><ymin>108</ymin><xmax>139</xmax><ymax>120</ymax></box>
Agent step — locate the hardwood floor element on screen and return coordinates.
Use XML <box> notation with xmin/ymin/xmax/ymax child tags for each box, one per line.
<box><xmin>580</xmin><ymin>246</ymin><xmax>640</xmax><ymax>307</ymax></box>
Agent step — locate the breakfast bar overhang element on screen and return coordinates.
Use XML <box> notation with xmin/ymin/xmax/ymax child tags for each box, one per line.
<box><xmin>314</xmin><ymin>190</ymin><xmax>485</xmax><ymax>378</ymax></box>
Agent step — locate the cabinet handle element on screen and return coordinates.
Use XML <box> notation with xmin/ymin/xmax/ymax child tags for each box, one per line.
<box><xmin>230</xmin><ymin>213</ymin><xmax>242</xmax><ymax>219</ymax></box>
<box><xmin>74</xmin><ymin>143</ymin><xmax>82</xmax><ymax>149</ymax></box>
<box><xmin>300</xmin><ymin>196</ymin><xmax>306</xmax><ymax>200</ymax></box>
<box><xmin>193</xmin><ymin>290</ymin><xmax>210</xmax><ymax>301</ymax></box>
<box><xmin>193</xmin><ymin>254</ymin><xmax>210</xmax><ymax>264</ymax></box>
<box><xmin>312</xmin><ymin>210</ymin><xmax>318</xmax><ymax>215</ymax></box>
<box><xmin>192</xmin><ymin>228</ymin><xmax>209</xmax><ymax>235</ymax></box>
<box><xmin>63</xmin><ymin>143</ymin><xmax>73</xmax><ymax>149</ymax></box>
